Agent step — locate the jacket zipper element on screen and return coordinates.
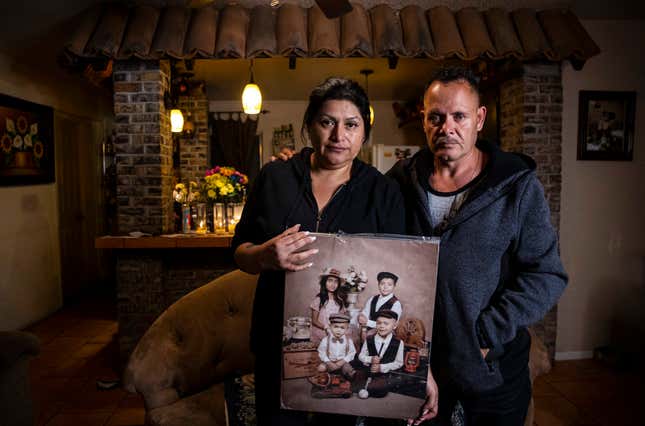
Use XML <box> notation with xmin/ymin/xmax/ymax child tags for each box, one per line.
<box><xmin>315</xmin><ymin>184</ymin><xmax>346</xmax><ymax>232</ymax></box>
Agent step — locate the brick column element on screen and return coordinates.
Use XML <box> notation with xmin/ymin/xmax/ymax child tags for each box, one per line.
<box><xmin>499</xmin><ymin>63</ymin><xmax>563</xmax><ymax>359</ymax></box>
<box><xmin>113</xmin><ymin>60</ymin><xmax>174</xmax><ymax>234</ymax></box>
<box><xmin>177</xmin><ymin>87</ymin><xmax>210</xmax><ymax>181</ymax></box>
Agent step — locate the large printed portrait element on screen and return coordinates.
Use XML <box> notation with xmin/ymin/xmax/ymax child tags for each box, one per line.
<box><xmin>281</xmin><ymin>233</ymin><xmax>439</xmax><ymax>420</ymax></box>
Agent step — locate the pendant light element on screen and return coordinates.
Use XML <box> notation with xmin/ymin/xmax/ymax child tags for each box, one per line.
<box><xmin>242</xmin><ymin>59</ymin><xmax>262</xmax><ymax>115</ymax></box>
<box><xmin>360</xmin><ymin>69</ymin><xmax>374</xmax><ymax>125</ymax></box>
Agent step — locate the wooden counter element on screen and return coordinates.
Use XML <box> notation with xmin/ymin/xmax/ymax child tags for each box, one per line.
<box><xmin>95</xmin><ymin>234</ymin><xmax>233</xmax><ymax>249</ymax></box>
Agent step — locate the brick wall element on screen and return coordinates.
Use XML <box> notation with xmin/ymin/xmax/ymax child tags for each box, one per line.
<box><xmin>499</xmin><ymin>62</ymin><xmax>562</xmax><ymax>359</ymax></box>
<box><xmin>116</xmin><ymin>250</ymin><xmax>235</xmax><ymax>361</ymax></box>
<box><xmin>177</xmin><ymin>89</ymin><xmax>210</xmax><ymax>182</ymax></box>
<box><xmin>113</xmin><ymin>60</ymin><xmax>174</xmax><ymax>234</ymax></box>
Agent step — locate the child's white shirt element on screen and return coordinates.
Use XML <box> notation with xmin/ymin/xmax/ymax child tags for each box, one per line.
<box><xmin>358</xmin><ymin>333</ymin><xmax>404</xmax><ymax>373</ymax></box>
<box><xmin>360</xmin><ymin>294</ymin><xmax>403</xmax><ymax>328</ymax></box>
<box><xmin>317</xmin><ymin>334</ymin><xmax>356</xmax><ymax>363</ymax></box>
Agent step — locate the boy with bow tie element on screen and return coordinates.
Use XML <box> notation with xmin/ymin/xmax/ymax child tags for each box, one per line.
<box><xmin>316</xmin><ymin>313</ymin><xmax>357</xmax><ymax>379</ymax></box>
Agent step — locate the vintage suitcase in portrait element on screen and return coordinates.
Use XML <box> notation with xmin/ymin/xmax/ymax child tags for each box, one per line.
<box><xmin>280</xmin><ymin>233</ymin><xmax>439</xmax><ymax>420</ymax></box>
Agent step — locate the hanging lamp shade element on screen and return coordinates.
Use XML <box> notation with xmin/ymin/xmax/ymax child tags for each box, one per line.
<box><xmin>242</xmin><ymin>83</ymin><xmax>262</xmax><ymax>114</ymax></box>
<box><xmin>369</xmin><ymin>105</ymin><xmax>374</xmax><ymax>125</ymax></box>
<box><xmin>170</xmin><ymin>109</ymin><xmax>184</xmax><ymax>133</ymax></box>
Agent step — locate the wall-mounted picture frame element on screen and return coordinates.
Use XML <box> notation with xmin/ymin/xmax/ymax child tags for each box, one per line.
<box><xmin>577</xmin><ymin>90</ymin><xmax>636</xmax><ymax>161</ymax></box>
<box><xmin>0</xmin><ymin>94</ymin><xmax>55</xmax><ymax>186</ymax></box>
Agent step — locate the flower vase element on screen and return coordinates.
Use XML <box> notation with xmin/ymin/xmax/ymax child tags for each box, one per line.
<box><xmin>14</xmin><ymin>151</ymin><xmax>34</xmax><ymax>169</ymax></box>
<box><xmin>181</xmin><ymin>203</ymin><xmax>191</xmax><ymax>233</ymax></box>
<box><xmin>345</xmin><ymin>291</ymin><xmax>361</xmax><ymax>325</ymax></box>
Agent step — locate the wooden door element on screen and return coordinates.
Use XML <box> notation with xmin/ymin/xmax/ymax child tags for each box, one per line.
<box><xmin>56</xmin><ymin>113</ymin><xmax>104</xmax><ymax>302</ymax></box>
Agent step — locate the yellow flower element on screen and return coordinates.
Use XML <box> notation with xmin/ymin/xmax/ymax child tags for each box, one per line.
<box><xmin>207</xmin><ymin>189</ymin><xmax>216</xmax><ymax>198</ymax></box>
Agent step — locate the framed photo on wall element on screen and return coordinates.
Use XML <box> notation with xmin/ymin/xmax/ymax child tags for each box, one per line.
<box><xmin>577</xmin><ymin>90</ymin><xmax>636</xmax><ymax>161</ymax></box>
<box><xmin>281</xmin><ymin>233</ymin><xmax>439</xmax><ymax>420</ymax></box>
<box><xmin>0</xmin><ymin>94</ymin><xmax>55</xmax><ymax>186</ymax></box>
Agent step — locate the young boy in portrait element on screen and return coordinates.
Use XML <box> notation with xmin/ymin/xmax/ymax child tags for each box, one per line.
<box><xmin>358</xmin><ymin>272</ymin><xmax>403</xmax><ymax>329</ymax></box>
<box><xmin>354</xmin><ymin>309</ymin><xmax>404</xmax><ymax>398</ymax></box>
<box><xmin>316</xmin><ymin>313</ymin><xmax>357</xmax><ymax>379</ymax></box>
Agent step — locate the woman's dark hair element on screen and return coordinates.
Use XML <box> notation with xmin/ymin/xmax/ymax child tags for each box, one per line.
<box><xmin>317</xmin><ymin>275</ymin><xmax>347</xmax><ymax>309</ymax></box>
<box><xmin>301</xmin><ymin>77</ymin><xmax>372</xmax><ymax>143</ymax></box>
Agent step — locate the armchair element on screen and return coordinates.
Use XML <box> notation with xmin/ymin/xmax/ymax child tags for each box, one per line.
<box><xmin>123</xmin><ymin>269</ymin><xmax>257</xmax><ymax>426</ymax></box>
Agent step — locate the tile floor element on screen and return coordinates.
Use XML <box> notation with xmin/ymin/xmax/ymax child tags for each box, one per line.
<box><xmin>24</xmin><ymin>297</ymin><xmax>644</xmax><ymax>426</ymax></box>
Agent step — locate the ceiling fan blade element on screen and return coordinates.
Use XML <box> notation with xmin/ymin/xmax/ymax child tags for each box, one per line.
<box><xmin>315</xmin><ymin>0</ymin><xmax>353</xmax><ymax>19</ymax></box>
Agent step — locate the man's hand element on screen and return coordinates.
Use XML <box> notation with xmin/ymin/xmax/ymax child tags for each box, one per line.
<box><xmin>408</xmin><ymin>368</ymin><xmax>438</xmax><ymax>425</ymax></box>
<box><xmin>270</xmin><ymin>147</ymin><xmax>296</xmax><ymax>162</ymax></box>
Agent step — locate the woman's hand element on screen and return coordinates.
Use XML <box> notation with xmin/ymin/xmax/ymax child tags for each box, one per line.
<box><xmin>234</xmin><ymin>224</ymin><xmax>318</xmax><ymax>274</ymax></box>
<box><xmin>408</xmin><ymin>368</ymin><xmax>439</xmax><ymax>425</ymax></box>
<box><xmin>257</xmin><ymin>224</ymin><xmax>318</xmax><ymax>271</ymax></box>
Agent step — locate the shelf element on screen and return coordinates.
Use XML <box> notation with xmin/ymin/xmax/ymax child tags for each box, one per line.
<box><xmin>95</xmin><ymin>234</ymin><xmax>233</xmax><ymax>249</ymax></box>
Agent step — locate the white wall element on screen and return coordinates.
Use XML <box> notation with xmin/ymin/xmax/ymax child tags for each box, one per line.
<box><xmin>558</xmin><ymin>20</ymin><xmax>645</xmax><ymax>358</ymax></box>
<box><xmin>210</xmin><ymin>99</ymin><xmax>420</xmax><ymax>165</ymax></box>
<box><xmin>0</xmin><ymin>52</ymin><xmax>112</xmax><ymax>330</ymax></box>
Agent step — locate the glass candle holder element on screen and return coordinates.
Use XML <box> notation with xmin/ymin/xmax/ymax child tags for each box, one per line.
<box><xmin>213</xmin><ymin>203</ymin><xmax>227</xmax><ymax>234</ymax></box>
<box><xmin>228</xmin><ymin>202</ymin><xmax>244</xmax><ymax>233</ymax></box>
<box><xmin>195</xmin><ymin>203</ymin><xmax>208</xmax><ymax>234</ymax></box>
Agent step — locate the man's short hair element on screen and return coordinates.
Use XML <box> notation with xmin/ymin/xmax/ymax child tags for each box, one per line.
<box><xmin>375</xmin><ymin>309</ymin><xmax>399</xmax><ymax>321</ymax></box>
<box><xmin>377</xmin><ymin>271</ymin><xmax>398</xmax><ymax>284</ymax></box>
<box><xmin>425</xmin><ymin>66</ymin><xmax>481</xmax><ymax>102</ymax></box>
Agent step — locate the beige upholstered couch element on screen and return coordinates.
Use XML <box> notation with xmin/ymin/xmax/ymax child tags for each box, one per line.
<box><xmin>123</xmin><ymin>269</ymin><xmax>257</xmax><ymax>426</ymax></box>
<box><xmin>123</xmin><ymin>269</ymin><xmax>550</xmax><ymax>426</ymax></box>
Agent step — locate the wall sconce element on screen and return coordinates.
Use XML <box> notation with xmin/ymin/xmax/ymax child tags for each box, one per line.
<box><xmin>170</xmin><ymin>109</ymin><xmax>184</xmax><ymax>133</ymax></box>
<box><xmin>242</xmin><ymin>59</ymin><xmax>262</xmax><ymax>115</ymax></box>
<box><xmin>360</xmin><ymin>69</ymin><xmax>374</xmax><ymax>125</ymax></box>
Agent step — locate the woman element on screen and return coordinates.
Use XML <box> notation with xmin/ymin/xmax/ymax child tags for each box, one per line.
<box><xmin>232</xmin><ymin>77</ymin><xmax>405</xmax><ymax>426</ymax></box>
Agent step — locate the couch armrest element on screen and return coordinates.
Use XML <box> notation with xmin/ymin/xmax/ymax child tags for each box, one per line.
<box><xmin>0</xmin><ymin>331</ymin><xmax>40</xmax><ymax>369</ymax></box>
<box><xmin>123</xmin><ymin>270</ymin><xmax>258</xmax><ymax>410</ymax></box>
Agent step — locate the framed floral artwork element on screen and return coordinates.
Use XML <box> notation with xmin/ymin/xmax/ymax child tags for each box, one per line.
<box><xmin>577</xmin><ymin>91</ymin><xmax>636</xmax><ymax>161</ymax></box>
<box><xmin>0</xmin><ymin>94</ymin><xmax>54</xmax><ymax>186</ymax></box>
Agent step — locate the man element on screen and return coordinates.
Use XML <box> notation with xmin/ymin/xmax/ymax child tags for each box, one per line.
<box><xmin>387</xmin><ymin>67</ymin><xmax>568</xmax><ymax>425</ymax></box>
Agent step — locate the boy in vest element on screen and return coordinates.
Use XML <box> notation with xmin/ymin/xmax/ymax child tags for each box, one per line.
<box><xmin>358</xmin><ymin>271</ymin><xmax>403</xmax><ymax>329</ymax></box>
<box><xmin>354</xmin><ymin>310</ymin><xmax>404</xmax><ymax>398</ymax></box>
<box><xmin>316</xmin><ymin>313</ymin><xmax>357</xmax><ymax>379</ymax></box>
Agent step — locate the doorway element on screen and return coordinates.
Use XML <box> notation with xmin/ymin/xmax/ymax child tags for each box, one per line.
<box><xmin>55</xmin><ymin>112</ymin><xmax>108</xmax><ymax>303</ymax></box>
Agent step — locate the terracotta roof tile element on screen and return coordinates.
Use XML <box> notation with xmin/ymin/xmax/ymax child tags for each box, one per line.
<box><xmin>62</xmin><ymin>3</ymin><xmax>600</xmax><ymax>65</ymax></box>
<box><xmin>308</xmin><ymin>5</ymin><xmax>340</xmax><ymax>57</ymax></box>
<box><xmin>247</xmin><ymin>5</ymin><xmax>277</xmax><ymax>58</ymax></box>
<box><xmin>370</xmin><ymin>4</ymin><xmax>405</xmax><ymax>57</ymax></box>
<box><xmin>399</xmin><ymin>5</ymin><xmax>434</xmax><ymax>58</ymax></box>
